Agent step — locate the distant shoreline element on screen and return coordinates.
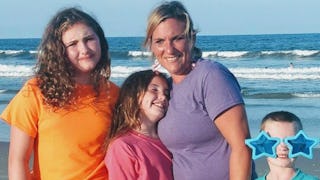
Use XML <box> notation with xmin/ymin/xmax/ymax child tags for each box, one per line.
<box><xmin>1</xmin><ymin>32</ymin><xmax>320</xmax><ymax>40</ymax></box>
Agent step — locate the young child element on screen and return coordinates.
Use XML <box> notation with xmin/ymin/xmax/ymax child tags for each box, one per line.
<box><xmin>256</xmin><ymin>111</ymin><xmax>319</xmax><ymax>180</ymax></box>
<box><xmin>104</xmin><ymin>70</ymin><xmax>173</xmax><ymax>180</ymax></box>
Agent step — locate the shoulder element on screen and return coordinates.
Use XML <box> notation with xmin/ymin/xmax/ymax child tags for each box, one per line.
<box><xmin>108</xmin><ymin>81</ymin><xmax>120</xmax><ymax>90</ymax></box>
<box><xmin>195</xmin><ymin>59</ymin><xmax>233</xmax><ymax>78</ymax></box>
<box><xmin>107</xmin><ymin>132</ymin><xmax>141</xmax><ymax>156</ymax></box>
<box><xmin>255</xmin><ymin>174</ymin><xmax>267</xmax><ymax>180</ymax></box>
<box><xmin>295</xmin><ymin>169</ymin><xmax>319</xmax><ymax>180</ymax></box>
<box><xmin>108</xmin><ymin>132</ymin><xmax>138</xmax><ymax>150</ymax></box>
<box><xmin>16</xmin><ymin>78</ymin><xmax>41</xmax><ymax>98</ymax></box>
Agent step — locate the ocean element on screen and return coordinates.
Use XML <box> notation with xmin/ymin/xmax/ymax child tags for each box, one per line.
<box><xmin>1</xmin><ymin>34</ymin><xmax>320</xmax><ymax>143</ymax></box>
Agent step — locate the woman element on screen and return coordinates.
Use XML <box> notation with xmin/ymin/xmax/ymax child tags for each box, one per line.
<box><xmin>144</xmin><ymin>1</ymin><xmax>254</xmax><ymax>179</ymax></box>
<box><xmin>0</xmin><ymin>7</ymin><xmax>119</xmax><ymax>179</ymax></box>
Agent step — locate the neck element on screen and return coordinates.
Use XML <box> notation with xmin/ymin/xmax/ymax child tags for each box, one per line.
<box><xmin>74</xmin><ymin>73</ymin><xmax>92</xmax><ymax>85</ymax></box>
<box><xmin>134</xmin><ymin>120</ymin><xmax>158</xmax><ymax>138</ymax></box>
<box><xmin>267</xmin><ymin>167</ymin><xmax>296</xmax><ymax>180</ymax></box>
<box><xmin>172</xmin><ymin>61</ymin><xmax>196</xmax><ymax>84</ymax></box>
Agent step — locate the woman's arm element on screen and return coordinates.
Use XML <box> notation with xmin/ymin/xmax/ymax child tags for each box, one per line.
<box><xmin>8</xmin><ymin>126</ymin><xmax>34</xmax><ymax>180</ymax></box>
<box><xmin>215</xmin><ymin>104</ymin><xmax>252</xmax><ymax>180</ymax></box>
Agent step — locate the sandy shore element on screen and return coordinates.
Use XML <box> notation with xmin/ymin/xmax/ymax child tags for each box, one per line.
<box><xmin>0</xmin><ymin>141</ymin><xmax>319</xmax><ymax>179</ymax></box>
<box><xmin>0</xmin><ymin>142</ymin><xmax>8</xmax><ymax>180</ymax></box>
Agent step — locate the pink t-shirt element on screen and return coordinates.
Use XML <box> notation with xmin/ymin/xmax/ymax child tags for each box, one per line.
<box><xmin>105</xmin><ymin>130</ymin><xmax>173</xmax><ymax>180</ymax></box>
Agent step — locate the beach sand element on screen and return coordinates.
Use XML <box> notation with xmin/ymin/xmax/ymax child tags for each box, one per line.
<box><xmin>0</xmin><ymin>142</ymin><xmax>319</xmax><ymax>179</ymax></box>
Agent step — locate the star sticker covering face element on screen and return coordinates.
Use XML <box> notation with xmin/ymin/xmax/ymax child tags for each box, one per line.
<box><xmin>284</xmin><ymin>130</ymin><xmax>319</xmax><ymax>159</ymax></box>
<box><xmin>245</xmin><ymin>131</ymin><xmax>280</xmax><ymax>160</ymax></box>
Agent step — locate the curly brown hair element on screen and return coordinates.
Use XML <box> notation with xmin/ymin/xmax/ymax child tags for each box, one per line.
<box><xmin>35</xmin><ymin>7</ymin><xmax>111</xmax><ymax>108</ymax></box>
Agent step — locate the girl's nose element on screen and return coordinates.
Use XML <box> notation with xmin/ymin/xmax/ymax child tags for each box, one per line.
<box><xmin>79</xmin><ymin>41</ymin><xmax>89</xmax><ymax>54</ymax></box>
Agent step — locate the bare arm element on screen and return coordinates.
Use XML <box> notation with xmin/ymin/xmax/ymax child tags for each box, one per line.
<box><xmin>215</xmin><ymin>104</ymin><xmax>252</xmax><ymax>180</ymax></box>
<box><xmin>8</xmin><ymin>126</ymin><xmax>34</xmax><ymax>180</ymax></box>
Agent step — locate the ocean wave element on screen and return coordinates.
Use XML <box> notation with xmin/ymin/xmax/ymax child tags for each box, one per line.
<box><xmin>1</xmin><ymin>49</ymin><xmax>320</xmax><ymax>59</ymax></box>
<box><xmin>0</xmin><ymin>64</ymin><xmax>33</xmax><ymax>77</ymax></box>
<box><xmin>1</xmin><ymin>63</ymin><xmax>319</xmax><ymax>80</ymax></box>
<box><xmin>244</xmin><ymin>92</ymin><xmax>320</xmax><ymax>99</ymax></box>
<box><xmin>230</xmin><ymin>67</ymin><xmax>320</xmax><ymax>80</ymax></box>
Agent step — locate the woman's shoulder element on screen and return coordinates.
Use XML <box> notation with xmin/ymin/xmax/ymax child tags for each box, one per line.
<box><xmin>196</xmin><ymin>59</ymin><xmax>229</xmax><ymax>72</ymax></box>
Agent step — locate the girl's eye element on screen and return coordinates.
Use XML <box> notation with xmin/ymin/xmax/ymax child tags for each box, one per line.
<box><xmin>65</xmin><ymin>42</ymin><xmax>76</xmax><ymax>48</ymax></box>
<box><xmin>151</xmin><ymin>87</ymin><xmax>158</xmax><ymax>92</ymax></box>
<box><xmin>85</xmin><ymin>37</ymin><xmax>95</xmax><ymax>42</ymax></box>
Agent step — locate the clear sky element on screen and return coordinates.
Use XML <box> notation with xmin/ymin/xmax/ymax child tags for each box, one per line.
<box><xmin>1</xmin><ymin>0</ymin><xmax>319</xmax><ymax>39</ymax></box>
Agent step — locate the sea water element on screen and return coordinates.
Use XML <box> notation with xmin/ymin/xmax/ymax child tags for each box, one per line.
<box><xmin>1</xmin><ymin>34</ymin><xmax>320</xmax><ymax>143</ymax></box>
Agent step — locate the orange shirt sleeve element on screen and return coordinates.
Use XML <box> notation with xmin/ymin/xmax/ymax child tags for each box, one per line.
<box><xmin>1</xmin><ymin>78</ymin><xmax>40</xmax><ymax>137</ymax></box>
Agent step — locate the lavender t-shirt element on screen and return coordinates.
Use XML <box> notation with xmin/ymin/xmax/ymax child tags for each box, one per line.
<box><xmin>158</xmin><ymin>59</ymin><xmax>244</xmax><ymax>180</ymax></box>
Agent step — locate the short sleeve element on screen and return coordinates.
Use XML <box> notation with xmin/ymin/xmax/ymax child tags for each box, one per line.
<box><xmin>105</xmin><ymin>139</ymin><xmax>138</xmax><ymax>180</ymax></box>
<box><xmin>203</xmin><ymin>62</ymin><xmax>244</xmax><ymax>121</ymax></box>
<box><xmin>0</xmin><ymin>79</ymin><xmax>40</xmax><ymax>137</ymax></box>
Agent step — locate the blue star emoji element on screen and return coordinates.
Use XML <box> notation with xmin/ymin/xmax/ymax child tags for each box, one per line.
<box><xmin>245</xmin><ymin>131</ymin><xmax>280</xmax><ymax>160</ymax></box>
<box><xmin>284</xmin><ymin>130</ymin><xmax>319</xmax><ymax>159</ymax></box>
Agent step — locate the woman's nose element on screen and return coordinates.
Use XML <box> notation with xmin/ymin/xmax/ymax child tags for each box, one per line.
<box><xmin>164</xmin><ymin>41</ymin><xmax>175</xmax><ymax>53</ymax></box>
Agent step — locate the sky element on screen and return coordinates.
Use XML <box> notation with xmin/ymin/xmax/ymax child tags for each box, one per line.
<box><xmin>0</xmin><ymin>0</ymin><xmax>320</xmax><ymax>39</ymax></box>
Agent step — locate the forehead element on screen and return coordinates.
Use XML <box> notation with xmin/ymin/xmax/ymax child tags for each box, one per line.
<box><xmin>149</xmin><ymin>76</ymin><xmax>168</xmax><ymax>88</ymax></box>
<box><xmin>264</xmin><ymin>121</ymin><xmax>296</xmax><ymax>137</ymax></box>
<box><xmin>152</xmin><ymin>18</ymin><xmax>186</xmax><ymax>37</ymax></box>
<box><xmin>62</xmin><ymin>23</ymin><xmax>95</xmax><ymax>40</ymax></box>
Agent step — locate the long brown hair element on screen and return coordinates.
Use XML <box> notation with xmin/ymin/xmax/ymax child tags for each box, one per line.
<box><xmin>105</xmin><ymin>70</ymin><xmax>170</xmax><ymax>149</ymax></box>
<box><xmin>35</xmin><ymin>7</ymin><xmax>111</xmax><ymax>108</ymax></box>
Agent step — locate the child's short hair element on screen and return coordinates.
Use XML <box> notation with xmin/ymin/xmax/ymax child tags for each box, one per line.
<box><xmin>260</xmin><ymin>111</ymin><xmax>303</xmax><ymax>133</ymax></box>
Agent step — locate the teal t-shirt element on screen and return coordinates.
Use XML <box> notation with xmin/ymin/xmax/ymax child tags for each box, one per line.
<box><xmin>256</xmin><ymin>169</ymin><xmax>319</xmax><ymax>180</ymax></box>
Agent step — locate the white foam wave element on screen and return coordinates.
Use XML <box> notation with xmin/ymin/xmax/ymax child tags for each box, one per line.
<box><xmin>230</xmin><ymin>67</ymin><xmax>320</xmax><ymax>80</ymax></box>
<box><xmin>0</xmin><ymin>50</ymin><xmax>24</xmax><ymax>55</ymax></box>
<box><xmin>30</xmin><ymin>50</ymin><xmax>38</xmax><ymax>54</ymax></box>
<box><xmin>202</xmin><ymin>51</ymin><xmax>248</xmax><ymax>58</ymax></box>
<box><xmin>293</xmin><ymin>93</ymin><xmax>320</xmax><ymax>98</ymax></box>
<box><xmin>111</xmin><ymin>66</ymin><xmax>147</xmax><ymax>78</ymax></box>
<box><xmin>0</xmin><ymin>64</ymin><xmax>33</xmax><ymax>77</ymax></box>
<box><xmin>0</xmin><ymin>50</ymin><xmax>38</xmax><ymax>55</ymax></box>
<box><xmin>128</xmin><ymin>51</ymin><xmax>152</xmax><ymax>57</ymax></box>
<box><xmin>261</xmin><ymin>50</ymin><xmax>319</xmax><ymax>57</ymax></box>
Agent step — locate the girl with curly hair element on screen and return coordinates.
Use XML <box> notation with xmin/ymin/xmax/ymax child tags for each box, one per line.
<box><xmin>1</xmin><ymin>7</ymin><xmax>119</xmax><ymax>179</ymax></box>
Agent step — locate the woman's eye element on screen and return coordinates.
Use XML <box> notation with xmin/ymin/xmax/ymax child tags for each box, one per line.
<box><xmin>154</xmin><ymin>40</ymin><xmax>163</xmax><ymax>45</ymax></box>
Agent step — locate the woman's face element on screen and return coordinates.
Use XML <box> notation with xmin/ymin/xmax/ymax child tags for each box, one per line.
<box><xmin>151</xmin><ymin>18</ymin><xmax>193</xmax><ymax>80</ymax></box>
<box><xmin>62</xmin><ymin>22</ymin><xmax>101</xmax><ymax>78</ymax></box>
<box><xmin>264</xmin><ymin>121</ymin><xmax>296</xmax><ymax>168</ymax></box>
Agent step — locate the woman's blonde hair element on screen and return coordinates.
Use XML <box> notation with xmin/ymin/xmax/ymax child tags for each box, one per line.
<box><xmin>144</xmin><ymin>1</ymin><xmax>202</xmax><ymax>59</ymax></box>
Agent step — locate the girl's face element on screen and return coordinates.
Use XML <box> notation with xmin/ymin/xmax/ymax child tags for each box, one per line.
<box><xmin>139</xmin><ymin>76</ymin><xmax>169</xmax><ymax>125</ymax></box>
<box><xmin>151</xmin><ymin>18</ymin><xmax>193</xmax><ymax>81</ymax></box>
<box><xmin>263</xmin><ymin>121</ymin><xmax>296</xmax><ymax>168</ymax></box>
<box><xmin>62</xmin><ymin>22</ymin><xmax>101</xmax><ymax>78</ymax></box>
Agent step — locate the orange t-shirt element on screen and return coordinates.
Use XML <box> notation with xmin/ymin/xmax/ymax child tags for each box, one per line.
<box><xmin>1</xmin><ymin>78</ymin><xmax>119</xmax><ymax>180</ymax></box>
